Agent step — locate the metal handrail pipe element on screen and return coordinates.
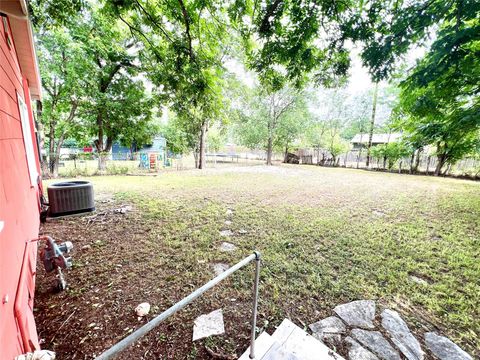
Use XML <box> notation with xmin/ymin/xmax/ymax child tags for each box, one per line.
<box><xmin>96</xmin><ymin>252</ymin><xmax>260</xmax><ymax>360</ymax></box>
<box><xmin>249</xmin><ymin>252</ymin><xmax>261</xmax><ymax>359</ymax></box>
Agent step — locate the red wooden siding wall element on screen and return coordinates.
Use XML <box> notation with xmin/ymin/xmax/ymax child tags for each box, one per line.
<box><xmin>0</xmin><ymin>13</ymin><xmax>41</xmax><ymax>358</ymax></box>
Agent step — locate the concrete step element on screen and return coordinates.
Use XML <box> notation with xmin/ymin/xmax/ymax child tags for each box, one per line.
<box><xmin>239</xmin><ymin>319</ymin><xmax>344</xmax><ymax>360</ymax></box>
<box><xmin>261</xmin><ymin>341</ymin><xmax>301</xmax><ymax>360</ymax></box>
<box><xmin>238</xmin><ymin>332</ymin><xmax>276</xmax><ymax>360</ymax></box>
<box><xmin>271</xmin><ymin>319</ymin><xmax>344</xmax><ymax>360</ymax></box>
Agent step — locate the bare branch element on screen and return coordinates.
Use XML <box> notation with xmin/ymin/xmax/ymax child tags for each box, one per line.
<box><xmin>177</xmin><ymin>0</ymin><xmax>194</xmax><ymax>59</ymax></box>
<box><xmin>65</xmin><ymin>100</ymin><xmax>78</xmax><ymax>122</ymax></box>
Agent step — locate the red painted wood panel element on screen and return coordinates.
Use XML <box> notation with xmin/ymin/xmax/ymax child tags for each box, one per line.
<box><xmin>23</xmin><ymin>79</ymin><xmax>42</xmax><ymax>182</ymax></box>
<box><xmin>0</xmin><ymin>14</ymin><xmax>41</xmax><ymax>358</ymax></box>
<box><xmin>1</xmin><ymin>61</ymin><xmax>23</xmax><ymax>98</ymax></box>
<box><xmin>0</xmin><ymin>45</ymin><xmax>21</xmax><ymax>87</ymax></box>
<box><xmin>0</xmin><ymin>86</ymin><xmax>20</xmax><ymax>121</ymax></box>
<box><xmin>0</xmin><ymin>111</ymin><xmax>22</xmax><ymax>140</ymax></box>
<box><xmin>0</xmin><ymin>16</ymin><xmax>22</xmax><ymax>83</ymax></box>
<box><xmin>0</xmin><ymin>16</ymin><xmax>6</xmax><ymax>43</ymax></box>
<box><xmin>0</xmin><ymin>46</ymin><xmax>23</xmax><ymax>92</ymax></box>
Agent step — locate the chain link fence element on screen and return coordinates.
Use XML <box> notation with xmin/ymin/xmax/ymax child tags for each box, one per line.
<box><xmin>296</xmin><ymin>148</ymin><xmax>480</xmax><ymax>178</ymax></box>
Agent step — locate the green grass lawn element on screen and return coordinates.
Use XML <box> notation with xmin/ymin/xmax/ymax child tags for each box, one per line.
<box><xmin>38</xmin><ymin>165</ymin><xmax>479</xmax><ymax>359</ymax></box>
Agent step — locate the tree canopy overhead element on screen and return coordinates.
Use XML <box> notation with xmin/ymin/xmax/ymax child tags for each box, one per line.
<box><xmin>392</xmin><ymin>0</ymin><xmax>480</xmax><ymax>175</ymax></box>
<box><xmin>34</xmin><ymin>2</ymin><xmax>156</xmax><ymax>174</ymax></box>
<box><xmin>30</xmin><ymin>0</ymin><xmax>480</xmax><ymax>175</ymax></box>
<box><xmin>103</xmin><ymin>0</ymin><xmax>233</xmax><ymax>168</ymax></box>
<box><xmin>229</xmin><ymin>0</ymin><xmax>355</xmax><ymax>89</ymax></box>
<box><xmin>346</xmin><ymin>0</ymin><xmax>480</xmax><ymax>81</ymax></box>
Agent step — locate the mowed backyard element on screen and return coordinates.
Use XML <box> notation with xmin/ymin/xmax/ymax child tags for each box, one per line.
<box><xmin>36</xmin><ymin>165</ymin><xmax>479</xmax><ymax>359</ymax></box>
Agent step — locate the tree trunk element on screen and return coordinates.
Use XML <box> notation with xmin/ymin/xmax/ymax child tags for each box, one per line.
<box><xmin>52</xmin><ymin>134</ymin><xmax>66</xmax><ymax>178</ymax></box>
<box><xmin>37</xmin><ymin>101</ymin><xmax>49</xmax><ymax>177</ymax></box>
<box><xmin>50</xmin><ymin>155</ymin><xmax>59</xmax><ymax>178</ymax></box>
<box><xmin>413</xmin><ymin>149</ymin><xmax>422</xmax><ymax>173</ymax></box>
<box><xmin>434</xmin><ymin>154</ymin><xmax>446</xmax><ymax>176</ymax></box>
<box><xmin>95</xmin><ymin>112</ymin><xmax>106</xmax><ymax>171</ymax></box>
<box><xmin>48</xmin><ymin>121</ymin><xmax>56</xmax><ymax>176</ymax></box>
<box><xmin>283</xmin><ymin>144</ymin><xmax>289</xmax><ymax>163</ymax></box>
<box><xmin>356</xmin><ymin>148</ymin><xmax>362</xmax><ymax>169</ymax></box>
<box><xmin>366</xmin><ymin>82</ymin><xmax>379</xmax><ymax>167</ymax></box>
<box><xmin>97</xmin><ymin>153</ymin><xmax>107</xmax><ymax>172</ymax></box>
<box><xmin>409</xmin><ymin>152</ymin><xmax>415</xmax><ymax>174</ymax></box>
<box><xmin>198</xmin><ymin>120</ymin><xmax>207</xmax><ymax>169</ymax></box>
<box><xmin>47</xmin><ymin>125</ymin><xmax>66</xmax><ymax>178</ymax></box>
<box><xmin>193</xmin><ymin>150</ymin><xmax>199</xmax><ymax>169</ymax></box>
<box><xmin>48</xmin><ymin>153</ymin><xmax>59</xmax><ymax>178</ymax></box>
<box><xmin>266</xmin><ymin>136</ymin><xmax>273</xmax><ymax>165</ymax></box>
<box><xmin>97</xmin><ymin>137</ymin><xmax>113</xmax><ymax>173</ymax></box>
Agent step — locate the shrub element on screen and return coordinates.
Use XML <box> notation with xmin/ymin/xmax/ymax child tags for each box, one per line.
<box><xmin>371</xmin><ymin>142</ymin><xmax>410</xmax><ymax>170</ymax></box>
<box><xmin>107</xmin><ymin>163</ymin><xmax>129</xmax><ymax>175</ymax></box>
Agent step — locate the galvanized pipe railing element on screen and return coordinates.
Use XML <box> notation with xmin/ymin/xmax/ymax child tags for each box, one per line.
<box><xmin>95</xmin><ymin>251</ymin><xmax>261</xmax><ymax>360</ymax></box>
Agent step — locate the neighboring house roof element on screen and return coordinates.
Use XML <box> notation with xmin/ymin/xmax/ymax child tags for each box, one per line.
<box><xmin>351</xmin><ymin>133</ymin><xmax>402</xmax><ymax>144</ymax></box>
<box><xmin>0</xmin><ymin>0</ymin><xmax>42</xmax><ymax>99</ymax></box>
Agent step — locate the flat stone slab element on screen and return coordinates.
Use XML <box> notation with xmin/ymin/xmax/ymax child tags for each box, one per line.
<box><xmin>192</xmin><ymin>309</ymin><xmax>225</xmax><ymax>341</ymax></box>
<box><xmin>424</xmin><ymin>332</ymin><xmax>472</xmax><ymax>360</ymax></box>
<box><xmin>310</xmin><ymin>316</ymin><xmax>346</xmax><ymax>333</ymax></box>
<box><xmin>114</xmin><ymin>205</ymin><xmax>133</xmax><ymax>214</ymax></box>
<box><xmin>270</xmin><ymin>319</ymin><xmax>346</xmax><ymax>360</ymax></box>
<box><xmin>351</xmin><ymin>329</ymin><xmax>401</xmax><ymax>360</ymax></box>
<box><xmin>333</xmin><ymin>300</ymin><xmax>376</xmax><ymax>329</ymax></box>
<box><xmin>381</xmin><ymin>309</ymin><xmax>424</xmax><ymax>360</ymax></box>
<box><xmin>409</xmin><ymin>275</ymin><xmax>429</xmax><ymax>285</ymax></box>
<box><xmin>309</xmin><ymin>316</ymin><xmax>346</xmax><ymax>341</ymax></box>
<box><xmin>345</xmin><ymin>336</ymin><xmax>379</xmax><ymax>360</ymax></box>
<box><xmin>213</xmin><ymin>263</ymin><xmax>229</xmax><ymax>276</ymax></box>
<box><xmin>316</xmin><ymin>332</ymin><xmax>342</xmax><ymax>344</ymax></box>
<box><xmin>219</xmin><ymin>229</ymin><xmax>233</xmax><ymax>237</ymax></box>
<box><xmin>219</xmin><ymin>242</ymin><xmax>236</xmax><ymax>252</ymax></box>
<box><xmin>224</xmin><ymin>220</ymin><xmax>232</xmax><ymax>226</ymax></box>
<box><xmin>238</xmin><ymin>229</ymin><xmax>248</xmax><ymax>235</ymax></box>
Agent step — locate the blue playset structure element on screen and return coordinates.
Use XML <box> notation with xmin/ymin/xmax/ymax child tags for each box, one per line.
<box><xmin>112</xmin><ymin>136</ymin><xmax>168</xmax><ymax>168</ymax></box>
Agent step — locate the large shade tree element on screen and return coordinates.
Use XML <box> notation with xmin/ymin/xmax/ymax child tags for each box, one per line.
<box><xmin>235</xmin><ymin>85</ymin><xmax>308</xmax><ymax>165</ymax></box>
<box><xmin>392</xmin><ymin>0</ymin><xmax>480</xmax><ymax>175</ymax></box>
<box><xmin>105</xmin><ymin>0</ymin><xmax>231</xmax><ymax>169</ymax></box>
<box><xmin>36</xmin><ymin>27</ymin><xmax>86</xmax><ymax>177</ymax></box>
<box><xmin>32</xmin><ymin>1</ymin><xmax>156</xmax><ymax>173</ymax></box>
<box><xmin>73</xmin><ymin>11</ymin><xmax>153</xmax><ymax>171</ymax></box>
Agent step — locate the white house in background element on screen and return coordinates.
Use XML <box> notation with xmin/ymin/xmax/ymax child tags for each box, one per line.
<box><xmin>350</xmin><ymin>133</ymin><xmax>402</xmax><ymax>150</ymax></box>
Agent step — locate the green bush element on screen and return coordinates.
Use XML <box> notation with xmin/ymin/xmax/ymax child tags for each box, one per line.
<box><xmin>62</xmin><ymin>167</ymin><xmax>97</xmax><ymax>178</ymax></box>
<box><xmin>106</xmin><ymin>163</ymin><xmax>130</xmax><ymax>175</ymax></box>
<box><xmin>371</xmin><ymin>142</ymin><xmax>411</xmax><ymax>170</ymax></box>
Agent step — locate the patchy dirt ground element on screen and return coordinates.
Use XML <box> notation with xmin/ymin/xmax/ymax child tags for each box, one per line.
<box><xmin>36</xmin><ymin>165</ymin><xmax>480</xmax><ymax>359</ymax></box>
